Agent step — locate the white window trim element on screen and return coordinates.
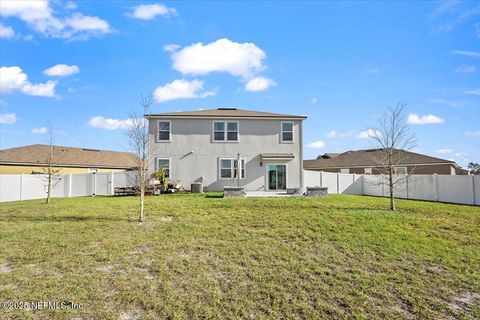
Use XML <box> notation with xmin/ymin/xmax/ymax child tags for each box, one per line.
<box><xmin>280</xmin><ymin>121</ymin><xmax>294</xmax><ymax>143</ymax></box>
<box><xmin>212</xmin><ymin>121</ymin><xmax>239</xmax><ymax>143</ymax></box>
<box><xmin>218</xmin><ymin>157</ymin><xmax>246</xmax><ymax>180</ymax></box>
<box><xmin>157</xmin><ymin>120</ymin><xmax>171</xmax><ymax>143</ymax></box>
<box><xmin>156</xmin><ymin>157</ymin><xmax>172</xmax><ymax>177</ymax></box>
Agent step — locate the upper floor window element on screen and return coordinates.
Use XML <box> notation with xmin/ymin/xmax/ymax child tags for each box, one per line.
<box><xmin>213</xmin><ymin>121</ymin><xmax>238</xmax><ymax>142</ymax></box>
<box><xmin>158</xmin><ymin>121</ymin><xmax>171</xmax><ymax>141</ymax></box>
<box><xmin>281</xmin><ymin>122</ymin><xmax>293</xmax><ymax>142</ymax></box>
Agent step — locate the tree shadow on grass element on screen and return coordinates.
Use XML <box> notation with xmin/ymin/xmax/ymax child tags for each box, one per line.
<box><xmin>205</xmin><ymin>194</ymin><xmax>224</xmax><ymax>199</ymax></box>
<box><xmin>0</xmin><ymin>215</ymin><xmax>134</xmax><ymax>223</ymax></box>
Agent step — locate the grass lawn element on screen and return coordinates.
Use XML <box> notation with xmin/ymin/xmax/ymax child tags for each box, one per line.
<box><xmin>0</xmin><ymin>194</ymin><xmax>479</xmax><ymax>319</ymax></box>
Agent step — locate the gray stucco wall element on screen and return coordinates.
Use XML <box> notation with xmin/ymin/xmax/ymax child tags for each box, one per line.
<box><xmin>148</xmin><ymin>118</ymin><xmax>303</xmax><ymax>191</ymax></box>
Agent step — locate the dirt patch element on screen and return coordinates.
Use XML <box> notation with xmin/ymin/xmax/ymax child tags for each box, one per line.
<box><xmin>119</xmin><ymin>309</ymin><xmax>144</xmax><ymax>320</ymax></box>
<box><xmin>449</xmin><ymin>291</ymin><xmax>479</xmax><ymax>312</ymax></box>
<box><xmin>0</xmin><ymin>263</ymin><xmax>12</xmax><ymax>273</ymax></box>
<box><xmin>160</xmin><ymin>216</ymin><xmax>173</xmax><ymax>222</ymax></box>
<box><xmin>96</xmin><ymin>265</ymin><xmax>113</xmax><ymax>272</ymax></box>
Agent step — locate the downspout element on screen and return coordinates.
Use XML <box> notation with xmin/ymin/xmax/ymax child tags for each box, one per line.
<box><xmin>299</xmin><ymin>120</ymin><xmax>304</xmax><ymax>189</ymax></box>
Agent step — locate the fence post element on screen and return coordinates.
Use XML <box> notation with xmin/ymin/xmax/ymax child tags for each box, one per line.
<box><xmin>110</xmin><ymin>172</ymin><xmax>115</xmax><ymax>196</ymax></box>
<box><xmin>472</xmin><ymin>175</ymin><xmax>476</xmax><ymax>206</ymax></box>
<box><xmin>68</xmin><ymin>173</ymin><xmax>72</xmax><ymax>197</ymax></box>
<box><xmin>434</xmin><ymin>173</ymin><xmax>439</xmax><ymax>202</ymax></box>
<box><xmin>381</xmin><ymin>174</ymin><xmax>384</xmax><ymax>197</ymax></box>
<box><xmin>320</xmin><ymin>171</ymin><xmax>323</xmax><ymax>187</ymax></box>
<box><xmin>92</xmin><ymin>172</ymin><xmax>96</xmax><ymax>196</ymax></box>
<box><xmin>19</xmin><ymin>174</ymin><xmax>23</xmax><ymax>201</ymax></box>
<box><xmin>406</xmin><ymin>174</ymin><xmax>409</xmax><ymax>199</ymax></box>
<box><xmin>336</xmin><ymin>172</ymin><xmax>340</xmax><ymax>194</ymax></box>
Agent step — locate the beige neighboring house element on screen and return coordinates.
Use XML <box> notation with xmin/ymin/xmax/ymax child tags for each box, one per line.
<box><xmin>304</xmin><ymin>148</ymin><xmax>460</xmax><ymax>175</ymax></box>
<box><xmin>146</xmin><ymin>108</ymin><xmax>307</xmax><ymax>191</ymax></box>
<box><xmin>0</xmin><ymin>144</ymin><xmax>138</xmax><ymax>174</ymax></box>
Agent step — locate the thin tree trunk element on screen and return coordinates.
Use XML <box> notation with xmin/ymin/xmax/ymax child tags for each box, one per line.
<box><xmin>139</xmin><ymin>184</ymin><xmax>144</xmax><ymax>222</ymax></box>
<box><xmin>46</xmin><ymin>167</ymin><xmax>52</xmax><ymax>204</ymax></box>
<box><xmin>389</xmin><ymin>169</ymin><xmax>395</xmax><ymax>211</ymax></box>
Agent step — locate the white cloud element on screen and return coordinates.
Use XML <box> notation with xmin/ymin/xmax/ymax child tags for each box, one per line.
<box><xmin>0</xmin><ymin>66</ymin><xmax>57</xmax><ymax>97</ymax></box>
<box><xmin>31</xmin><ymin>127</ymin><xmax>48</xmax><ymax>134</ymax></box>
<box><xmin>153</xmin><ymin>79</ymin><xmax>215</xmax><ymax>103</ymax></box>
<box><xmin>465</xmin><ymin>131</ymin><xmax>480</xmax><ymax>137</ymax></box>
<box><xmin>0</xmin><ymin>113</ymin><xmax>16</xmax><ymax>124</ymax></box>
<box><xmin>87</xmin><ymin>116</ymin><xmax>133</xmax><ymax>130</ymax></box>
<box><xmin>64</xmin><ymin>13</ymin><xmax>110</xmax><ymax>35</ymax></box>
<box><xmin>450</xmin><ymin>50</ymin><xmax>480</xmax><ymax>58</ymax></box>
<box><xmin>455</xmin><ymin>65</ymin><xmax>476</xmax><ymax>73</ymax></box>
<box><xmin>305</xmin><ymin>140</ymin><xmax>325</xmax><ymax>149</ymax></box>
<box><xmin>326</xmin><ymin>130</ymin><xmax>336</xmax><ymax>138</ymax></box>
<box><xmin>244</xmin><ymin>76</ymin><xmax>276</xmax><ymax>92</ymax></box>
<box><xmin>0</xmin><ymin>0</ymin><xmax>111</xmax><ymax>39</ymax></box>
<box><xmin>129</xmin><ymin>4</ymin><xmax>177</xmax><ymax>20</ymax></box>
<box><xmin>163</xmin><ymin>44</ymin><xmax>180</xmax><ymax>52</ymax></box>
<box><xmin>171</xmin><ymin>38</ymin><xmax>266</xmax><ymax>79</ymax></box>
<box><xmin>0</xmin><ymin>23</ymin><xmax>15</xmax><ymax>38</ymax></box>
<box><xmin>407</xmin><ymin>113</ymin><xmax>444</xmax><ymax>125</ymax></box>
<box><xmin>43</xmin><ymin>64</ymin><xmax>79</xmax><ymax>77</ymax></box>
<box><xmin>436</xmin><ymin>149</ymin><xmax>453</xmax><ymax>154</ymax></box>
<box><xmin>356</xmin><ymin>129</ymin><xmax>381</xmax><ymax>139</ymax></box>
<box><xmin>464</xmin><ymin>88</ymin><xmax>480</xmax><ymax>96</ymax></box>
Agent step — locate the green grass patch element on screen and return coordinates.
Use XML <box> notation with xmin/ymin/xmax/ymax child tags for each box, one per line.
<box><xmin>1</xmin><ymin>194</ymin><xmax>479</xmax><ymax>319</ymax></box>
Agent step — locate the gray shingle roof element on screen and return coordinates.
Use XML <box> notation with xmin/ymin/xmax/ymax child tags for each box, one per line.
<box><xmin>146</xmin><ymin>108</ymin><xmax>307</xmax><ymax>119</ymax></box>
<box><xmin>304</xmin><ymin>149</ymin><xmax>458</xmax><ymax>169</ymax></box>
<box><xmin>0</xmin><ymin>144</ymin><xmax>139</xmax><ymax>169</ymax></box>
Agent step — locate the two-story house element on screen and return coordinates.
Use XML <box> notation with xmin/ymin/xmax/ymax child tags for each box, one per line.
<box><xmin>146</xmin><ymin>108</ymin><xmax>307</xmax><ymax>192</ymax></box>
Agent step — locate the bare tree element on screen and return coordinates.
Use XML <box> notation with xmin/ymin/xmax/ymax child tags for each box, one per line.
<box><xmin>368</xmin><ymin>103</ymin><xmax>416</xmax><ymax>210</ymax></box>
<box><xmin>35</xmin><ymin>126</ymin><xmax>63</xmax><ymax>204</ymax></box>
<box><xmin>126</xmin><ymin>94</ymin><xmax>154</xmax><ymax>222</ymax></box>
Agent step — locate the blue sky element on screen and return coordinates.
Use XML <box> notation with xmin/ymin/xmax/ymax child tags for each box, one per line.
<box><xmin>0</xmin><ymin>1</ymin><xmax>479</xmax><ymax>167</ymax></box>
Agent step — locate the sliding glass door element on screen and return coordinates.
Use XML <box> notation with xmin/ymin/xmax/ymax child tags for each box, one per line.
<box><xmin>267</xmin><ymin>164</ymin><xmax>286</xmax><ymax>190</ymax></box>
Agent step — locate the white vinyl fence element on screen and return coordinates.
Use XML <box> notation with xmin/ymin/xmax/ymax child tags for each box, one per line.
<box><xmin>0</xmin><ymin>171</ymin><xmax>138</xmax><ymax>203</ymax></box>
<box><xmin>304</xmin><ymin>171</ymin><xmax>480</xmax><ymax>206</ymax></box>
<box><xmin>1</xmin><ymin>171</ymin><xmax>479</xmax><ymax>206</ymax></box>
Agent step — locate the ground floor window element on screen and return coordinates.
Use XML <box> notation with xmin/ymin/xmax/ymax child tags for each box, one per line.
<box><xmin>340</xmin><ymin>168</ymin><xmax>350</xmax><ymax>174</ymax></box>
<box><xmin>364</xmin><ymin>168</ymin><xmax>372</xmax><ymax>175</ymax></box>
<box><xmin>157</xmin><ymin>158</ymin><xmax>170</xmax><ymax>177</ymax></box>
<box><xmin>219</xmin><ymin>158</ymin><xmax>245</xmax><ymax>179</ymax></box>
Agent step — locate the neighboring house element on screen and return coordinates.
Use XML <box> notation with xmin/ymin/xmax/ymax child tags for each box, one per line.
<box><xmin>304</xmin><ymin>149</ymin><xmax>459</xmax><ymax>175</ymax></box>
<box><xmin>0</xmin><ymin>144</ymin><xmax>138</xmax><ymax>174</ymax></box>
<box><xmin>146</xmin><ymin>108</ymin><xmax>307</xmax><ymax>191</ymax></box>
